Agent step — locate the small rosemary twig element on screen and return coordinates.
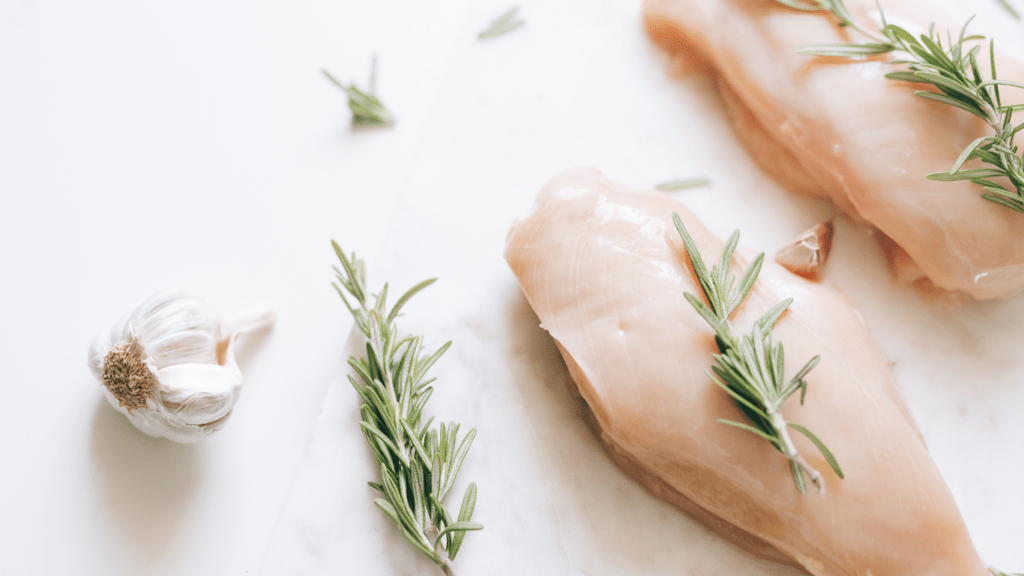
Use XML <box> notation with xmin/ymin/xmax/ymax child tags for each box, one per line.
<box><xmin>672</xmin><ymin>213</ymin><xmax>844</xmax><ymax>494</ymax></box>
<box><xmin>771</xmin><ymin>0</ymin><xmax>1024</xmax><ymax>213</ymax></box>
<box><xmin>323</xmin><ymin>56</ymin><xmax>394</xmax><ymax>126</ymax></box>
<box><xmin>332</xmin><ymin>241</ymin><xmax>481</xmax><ymax>572</ymax></box>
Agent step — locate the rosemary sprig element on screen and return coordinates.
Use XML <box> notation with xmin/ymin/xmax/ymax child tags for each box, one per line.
<box><xmin>323</xmin><ymin>57</ymin><xmax>394</xmax><ymax>127</ymax></box>
<box><xmin>332</xmin><ymin>241</ymin><xmax>481</xmax><ymax>575</ymax></box>
<box><xmin>656</xmin><ymin>177</ymin><xmax>711</xmax><ymax>191</ymax></box>
<box><xmin>773</xmin><ymin>0</ymin><xmax>885</xmax><ymax>45</ymax></box>
<box><xmin>772</xmin><ymin>0</ymin><xmax>1024</xmax><ymax>213</ymax></box>
<box><xmin>672</xmin><ymin>213</ymin><xmax>843</xmax><ymax>494</ymax></box>
<box><xmin>477</xmin><ymin>6</ymin><xmax>525</xmax><ymax>40</ymax></box>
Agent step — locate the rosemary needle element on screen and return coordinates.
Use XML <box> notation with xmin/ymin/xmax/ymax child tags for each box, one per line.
<box><xmin>332</xmin><ymin>241</ymin><xmax>481</xmax><ymax>575</ymax></box>
<box><xmin>771</xmin><ymin>0</ymin><xmax>1024</xmax><ymax>214</ymax></box>
<box><xmin>656</xmin><ymin>177</ymin><xmax>711</xmax><ymax>191</ymax></box>
<box><xmin>672</xmin><ymin>213</ymin><xmax>843</xmax><ymax>494</ymax></box>
<box><xmin>478</xmin><ymin>6</ymin><xmax>525</xmax><ymax>40</ymax></box>
<box><xmin>994</xmin><ymin>0</ymin><xmax>1021</xmax><ymax>20</ymax></box>
<box><xmin>323</xmin><ymin>56</ymin><xmax>394</xmax><ymax>127</ymax></box>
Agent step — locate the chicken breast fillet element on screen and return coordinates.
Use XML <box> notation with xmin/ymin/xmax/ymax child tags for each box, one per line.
<box><xmin>505</xmin><ymin>167</ymin><xmax>986</xmax><ymax>576</ymax></box>
<box><xmin>644</xmin><ymin>0</ymin><xmax>1024</xmax><ymax>299</ymax></box>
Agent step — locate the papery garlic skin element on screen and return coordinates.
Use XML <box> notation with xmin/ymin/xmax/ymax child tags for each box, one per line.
<box><xmin>88</xmin><ymin>291</ymin><xmax>275</xmax><ymax>443</ymax></box>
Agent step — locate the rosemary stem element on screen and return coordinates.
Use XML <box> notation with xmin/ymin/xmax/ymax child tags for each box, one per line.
<box><xmin>368</xmin><ymin>320</ymin><xmax>410</xmax><ymax>463</ymax></box>
<box><xmin>771</xmin><ymin>410</ymin><xmax>825</xmax><ymax>494</ymax></box>
<box><xmin>427</xmin><ymin>525</ymin><xmax>457</xmax><ymax>576</ymax></box>
<box><xmin>851</xmin><ymin>24</ymin><xmax>886</xmax><ymax>44</ymax></box>
<box><xmin>822</xmin><ymin>0</ymin><xmax>885</xmax><ymax>43</ymax></box>
<box><xmin>722</xmin><ymin>319</ymin><xmax>736</xmax><ymax>343</ymax></box>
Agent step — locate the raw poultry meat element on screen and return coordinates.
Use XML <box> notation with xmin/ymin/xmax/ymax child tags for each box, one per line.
<box><xmin>644</xmin><ymin>0</ymin><xmax>1024</xmax><ymax>299</ymax></box>
<box><xmin>504</xmin><ymin>167</ymin><xmax>987</xmax><ymax>576</ymax></box>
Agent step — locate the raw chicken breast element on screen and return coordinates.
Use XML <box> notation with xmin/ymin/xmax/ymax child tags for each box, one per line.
<box><xmin>505</xmin><ymin>167</ymin><xmax>986</xmax><ymax>576</ymax></box>
<box><xmin>644</xmin><ymin>0</ymin><xmax>1024</xmax><ymax>299</ymax></box>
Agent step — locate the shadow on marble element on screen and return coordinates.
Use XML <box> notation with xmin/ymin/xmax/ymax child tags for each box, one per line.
<box><xmin>89</xmin><ymin>397</ymin><xmax>203</xmax><ymax>565</ymax></box>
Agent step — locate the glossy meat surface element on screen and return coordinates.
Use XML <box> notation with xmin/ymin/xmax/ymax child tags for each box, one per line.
<box><xmin>644</xmin><ymin>0</ymin><xmax>1024</xmax><ymax>299</ymax></box>
<box><xmin>505</xmin><ymin>167</ymin><xmax>986</xmax><ymax>576</ymax></box>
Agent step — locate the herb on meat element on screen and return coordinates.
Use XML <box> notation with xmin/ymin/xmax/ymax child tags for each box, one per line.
<box><xmin>772</xmin><ymin>0</ymin><xmax>1024</xmax><ymax>213</ymax></box>
<box><xmin>333</xmin><ymin>241</ymin><xmax>480</xmax><ymax>574</ymax></box>
<box><xmin>672</xmin><ymin>214</ymin><xmax>843</xmax><ymax>494</ymax></box>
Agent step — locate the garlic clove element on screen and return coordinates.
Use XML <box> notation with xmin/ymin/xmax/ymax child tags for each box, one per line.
<box><xmin>155</xmin><ymin>362</ymin><xmax>243</xmax><ymax>425</ymax></box>
<box><xmin>774</xmin><ymin>221</ymin><xmax>833</xmax><ymax>281</ymax></box>
<box><xmin>118</xmin><ymin>394</ymin><xmax>233</xmax><ymax>443</ymax></box>
<box><xmin>127</xmin><ymin>291</ymin><xmax>222</xmax><ymax>367</ymax></box>
<box><xmin>90</xmin><ymin>291</ymin><xmax>274</xmax><ymax>443</ymax></box>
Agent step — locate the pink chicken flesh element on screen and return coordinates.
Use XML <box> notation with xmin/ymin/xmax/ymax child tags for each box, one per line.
<box><xmin>505</xmin><ymin>167</ymin><xmax>986</xmax><ymax>576</ymax></box>
<box><xmin>644</xmin><ymin>0</ymin><xmax>1024</xmax><ymax>299</ymax></box>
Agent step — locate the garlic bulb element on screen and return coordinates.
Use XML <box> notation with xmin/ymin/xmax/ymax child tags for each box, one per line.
<box><xmin>88</xmin><ymin>291</ymin><xmax>275</xmax><ymax>443</ymax></box>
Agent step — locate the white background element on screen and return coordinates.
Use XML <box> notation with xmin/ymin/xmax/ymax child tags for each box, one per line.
<box><xmin>1</xmin><ymin>1</ymin><xmax>1022</xmax><ymax>575</ymax></box>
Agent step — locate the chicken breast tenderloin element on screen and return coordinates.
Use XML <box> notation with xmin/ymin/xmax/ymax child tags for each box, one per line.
<box><xmin>644</xmin><ymin>0</ymin><xmax>1024</xmax><ymax>299</ymax></box>
<box><xmin>505</xmin><ymin>168</ymin><xmax>986</xmax><ymax>576</ymax></box>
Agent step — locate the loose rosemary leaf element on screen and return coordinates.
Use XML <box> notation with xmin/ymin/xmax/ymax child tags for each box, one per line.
<box><xmin>655</xmin><ymin>177</ymin><xmax>712</xmax><ymax>191</ymax></box>
<box><xmin>478</xmin><ymin>6</ymin><xmax>525</xmax><ymax>40</ymax></box>
<box><xmin>994</xmin><ymin>0</ymin><xmax>1020</xmax><ymax>20</ymax></box>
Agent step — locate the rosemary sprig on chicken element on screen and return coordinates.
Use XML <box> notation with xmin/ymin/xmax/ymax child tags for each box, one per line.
<box><xmin>773</xmin><ymin>0</ymin><xmax>1024</xmax><ymax>213</ymax></box>
<box><xmin>673</xmin><ymin>214</ymin><xmax>843</xmax><ymax>494</ymax></box>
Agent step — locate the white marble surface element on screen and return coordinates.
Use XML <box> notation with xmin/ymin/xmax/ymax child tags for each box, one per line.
<box><xmin>0</xmin><ymin>1</ymin><xmax>469</xmax><ymax>575</ymax></box>
<box><xmin>3</xmin><ymin>0</ymin><xmax>1023</xmax><ymax>575</ymax></box>
<box><xmin>260</xmin><ymin>1</ymin><xmax>1024</xmax><ymax>574</ymax></box>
